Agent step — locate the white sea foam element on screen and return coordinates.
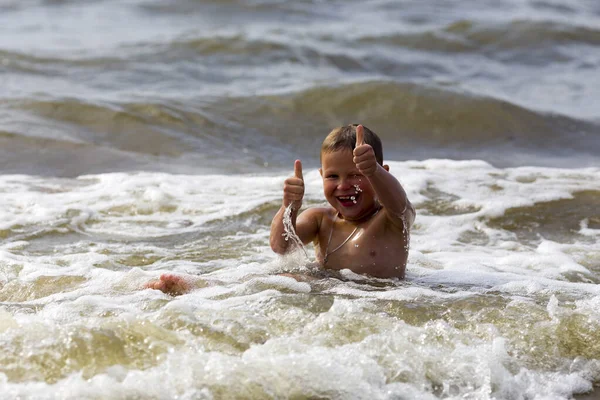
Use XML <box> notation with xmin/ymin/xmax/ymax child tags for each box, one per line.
<box><xmin>0</xmin><ymin>161</ymin><xmax>599</xmax><ymax>398</ymax></box>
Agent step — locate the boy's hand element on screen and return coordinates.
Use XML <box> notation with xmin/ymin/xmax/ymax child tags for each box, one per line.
<box><xmin>353</xmin><ymin>125</ymin><xmax>378</xmax><ymax>176</ymax></box>
<box><xmin>283</xmin><ymin>159</ymin><xmax>304</xmax><ymax>209</ymax></box>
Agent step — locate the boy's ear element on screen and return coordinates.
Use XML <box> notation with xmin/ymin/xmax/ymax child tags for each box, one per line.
<box><xmin>383</xmin><ymin>164</ymin><xmax>390</xmax><ymax>172</ymax></box>
<box><xmin>319</xmin><ymin>168</ymin><xmax>323</xmax><ymax>177</ymax></box>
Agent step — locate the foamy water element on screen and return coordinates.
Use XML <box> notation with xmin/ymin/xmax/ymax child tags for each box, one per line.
<box><xmin>0</xmin><ymin>160</ymin><xmax>598</xmax><ymax>399</ymax></box>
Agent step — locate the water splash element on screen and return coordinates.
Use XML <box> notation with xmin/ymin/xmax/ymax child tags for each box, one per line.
<box><xmin>282</xmin><ymin>203</ymin><xmax>309</xmax><ymax>260</ymax></box>
<box><xmin>402</xmin><ymin>211</ymin><xmax>411</xmax><ymax>254</ymax></box>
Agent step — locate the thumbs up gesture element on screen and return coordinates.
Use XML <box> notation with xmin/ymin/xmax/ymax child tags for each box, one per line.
<box><xmin>353</xmin><ymin>125</ymin><xmax>378</xmax><ymax>177</ymax></box>
<box><xmin>283</xmin><ymin>159</ymin><xmax>304</xmax><ymax>209</ymax></box>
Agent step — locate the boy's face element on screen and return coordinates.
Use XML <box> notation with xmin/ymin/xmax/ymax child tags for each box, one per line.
<box><xmin>319</xmin><ymin>149</ymin><xmax>379</xmax><ymax>221</ymax></box>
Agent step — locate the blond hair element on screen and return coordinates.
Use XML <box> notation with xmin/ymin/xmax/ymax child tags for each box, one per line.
<box><xmin>321</xmin><ymin>124</ymin><xmax>383</xmax><ymax>165</ymax></box>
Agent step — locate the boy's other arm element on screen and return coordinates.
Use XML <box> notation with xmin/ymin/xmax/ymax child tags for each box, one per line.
<box><xmin>366</xmin><ymin>164</ymin><xmax>415</xmax><ymax>228</ymax></box>
<box><xmin>270</xmin><ymin>160</ymin><xmax>320</xmax><ymax>254</ymax></box>
<box><xmin>353</xmin><ymin>125</ymin><xmax>415</xmax><ymax>228</ymax></box>
<box><xmin>270</xmin><ymin>206</ymin><xmax>321</xmax><ymax>254</ymax></box>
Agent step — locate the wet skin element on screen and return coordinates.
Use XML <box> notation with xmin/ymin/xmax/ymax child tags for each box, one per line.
<box><xmin>310</xmin><ymin>149</ymin><xmax>410</xmax><ymax>278</ymax></box>
<box><xmin>271</xmin><ymin>124</ymin><xmax>414</xmax><ymax>279</ymax></box>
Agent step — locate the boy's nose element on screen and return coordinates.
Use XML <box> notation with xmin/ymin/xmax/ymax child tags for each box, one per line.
<box><xmin>337</xmin><ymin>179</ymin><xmax>352</xmax><ymax>190</ymax></box>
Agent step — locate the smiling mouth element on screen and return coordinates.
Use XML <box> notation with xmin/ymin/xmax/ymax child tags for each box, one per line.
<box><xmin>337</xmin><ymin>194</ymin><xmax>359</xmax><ymax>207</ymax></box>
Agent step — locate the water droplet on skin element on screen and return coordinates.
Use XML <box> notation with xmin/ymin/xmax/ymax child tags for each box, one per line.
<box><xmin>354</xmin><ymin>244</ymin><xmax>359</xmax><ymax>247</ymax></box>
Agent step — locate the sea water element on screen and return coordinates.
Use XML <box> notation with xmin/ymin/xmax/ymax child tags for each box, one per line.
<box><xmin>1</xmin><ymin>0</ymin><xmax>600</xmax><ymax>398</ymax></box>
<box><xmin>0</xmin><ymin>161</ymin><xmax>598</xmax><ymax>399</ymax></box>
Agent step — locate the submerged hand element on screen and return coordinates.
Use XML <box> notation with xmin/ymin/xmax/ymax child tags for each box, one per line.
<box><xmin>283</xmin><ymin>159</ymin><xmax>304</xmax><ymax>209</ymax></box>
<box><xmin>145</xmin><ymin>274</ymin><xmax>191</xmax><ymax>296</ymax></box>
<box><xmin>353</xmin><ymin>124</ymin><xmax>378</xmax><ymax>176</ymax></box>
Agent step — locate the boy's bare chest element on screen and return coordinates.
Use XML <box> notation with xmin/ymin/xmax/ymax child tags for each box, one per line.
<box><xmin>317</xmin><ymin>219</ymin><xmax>409</xmax><ymax>278</ymax></box>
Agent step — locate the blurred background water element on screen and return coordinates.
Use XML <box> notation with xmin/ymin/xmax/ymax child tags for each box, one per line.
<box><xmin>0</xmin><ymin>0</ymin><xmax>599</xmax><ymax>398</ymax></box>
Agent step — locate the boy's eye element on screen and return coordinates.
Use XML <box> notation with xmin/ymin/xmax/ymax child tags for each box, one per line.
<box><xmin>326</xmin><ymin>175</ymin><xmax>338</xmax><ymax>179</ymax></box>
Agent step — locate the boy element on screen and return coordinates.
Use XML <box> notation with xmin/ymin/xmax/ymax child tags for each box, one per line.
<box><xmin>270</xmin><ymin>124</ymin><xmax>414</xmax><ymax>279</ymax></box>
<box><xmin>147</xmin><ymin>124</ymin><xmax>413</xmax><ymax>294</ymax></box>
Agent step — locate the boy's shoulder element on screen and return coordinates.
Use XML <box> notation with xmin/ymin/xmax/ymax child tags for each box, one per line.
<box><xmin>300</xmin><ymin>205</ymin><xmax>335</xmax><ymax>219</ymax></box>
<box><xmin>298</xmin><ymin>205</ymin><xmax>334</xmax><ymax>228</ymax></box>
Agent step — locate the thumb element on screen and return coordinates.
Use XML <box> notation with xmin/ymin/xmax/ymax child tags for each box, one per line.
<box><xmin>294</xmin><ymin>159</ymin><xmax>303</xmax><ymax>180</ymax></box>
<box><xmin>355</xmin><ymin>124</ymin><xmax>365</xmax><ymax>146</ymax></box>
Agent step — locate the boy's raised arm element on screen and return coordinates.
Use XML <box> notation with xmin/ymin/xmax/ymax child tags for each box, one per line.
<box><xmin>270</xmin><ymin>160</ymin><xmax>319</xmax><ymax>254</ymax></box>
<box><xmin>353</xmin><ymin>125</ymin><xmax>415</xmax><ymax>228</ymax></box>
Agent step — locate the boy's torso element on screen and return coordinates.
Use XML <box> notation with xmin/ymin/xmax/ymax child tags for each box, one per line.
<box><xmin>313</xmin><ymin>207</ymin><xmax>409</xmax><ymax>278</ymax></box>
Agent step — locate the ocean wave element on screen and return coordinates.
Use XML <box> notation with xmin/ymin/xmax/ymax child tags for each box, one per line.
<box><xmin>359</xmin><ymin>19</ymin><xmax>600</xmax><ymax>63</ymax></box>
<box><xmin>444</xmin><ymin>19</ymin><xmax>600</xmax><ymax>48</ymax></box>
<box><xmin>137</xmin><ymin>0</ymin><xmax>329</xmax><ymax>17</ymax></box>
<box><xmin>222</xmin><ymin>81</ymin><xmax>600</xmax><ymax>153</ymax></box>
<box><xmin>3</xmin><ymin>79</ymin><xmax>599</xmax><ymax>174</ymax></box>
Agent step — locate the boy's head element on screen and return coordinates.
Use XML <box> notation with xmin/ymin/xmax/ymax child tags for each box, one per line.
<box><xmin>319</xmin><ymin>124</ymin><xmax>387</xmax><ymax>221</ymax></box>
<box><xmin>320</xmin><ymin>124</ymin><xmax>383</xmax><ymax>165</ymax></box>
